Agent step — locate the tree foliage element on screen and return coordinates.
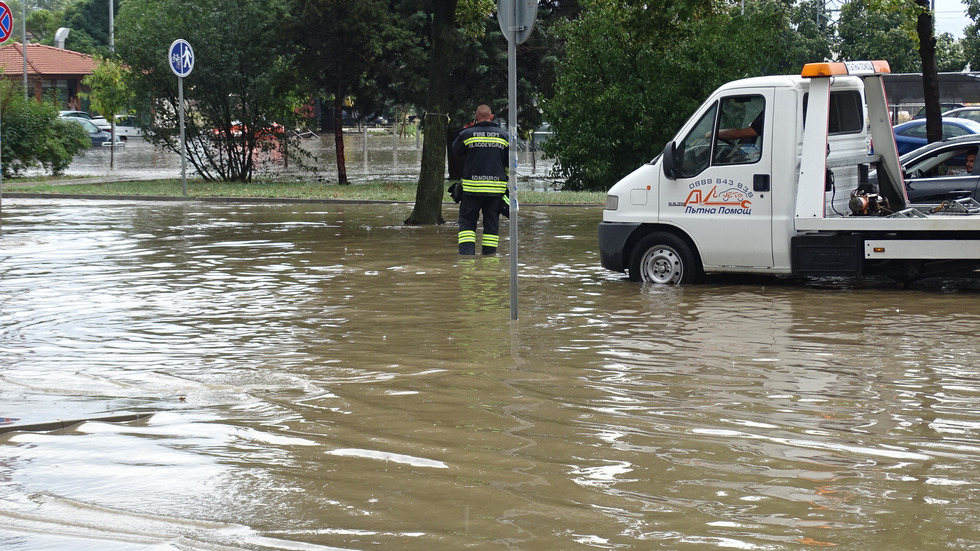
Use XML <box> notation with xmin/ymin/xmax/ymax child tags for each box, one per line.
<box><xmin>542</xmin><ymin>0</ymin><xmax>803</xmax><ymax>191</ymax></box>
<box><xmin>61</xmin><ymin>0</ymin><xmax>120</xmax><ymax>55</ymax></box>
<box><xmin>0</xmin><ymin>81</ymin><xmax>89</xmax><ymax>177</ymax></box>
<box><xmin>962</xmin><ymin>0</ymin><xmax>980</xmax><ymax>70</ymax></box>
<box><xmin>406</xmin><ymin>0</ymin><xmax>460</xmax><ymax>225</ymax></box>
<box><xmin>115</xmin><ymin>0</ymin><xmax>307</xmax><ymax>182</ymax></box>
<box><xmin>291</xmin><ymin>0</ymin><xmax>413</xmax><ymax>185</ymax></box>
<box><xmin>837</xmin><ymin>0</ymin><xmax>920</xmax><ymax>72</ymax></box>
<box><xmin>82</xmin><ymin>56</ymin><xmax>133</xmax><ymax>166</ymax></box>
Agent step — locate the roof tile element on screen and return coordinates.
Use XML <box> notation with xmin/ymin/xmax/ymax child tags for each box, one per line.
<box><xmin>0</xmin><ymin>43</ymin><xmax>96</xmax><ymax>76</ymax></box>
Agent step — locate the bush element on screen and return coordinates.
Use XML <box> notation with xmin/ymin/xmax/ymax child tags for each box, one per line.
<box><xmin>1</xmin><ymin>82</ymin><xmax>90</xmax><ymax>177</ymax></box>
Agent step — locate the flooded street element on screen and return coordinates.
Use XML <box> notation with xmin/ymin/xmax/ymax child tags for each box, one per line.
<box><xmin>3</xmin><ymin>198</ymin><xmax>980</xmax><ymax>549</ymax></box>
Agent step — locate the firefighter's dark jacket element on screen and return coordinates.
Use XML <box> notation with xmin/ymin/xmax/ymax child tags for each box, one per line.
<box><xmin>452</xmin><ymin>120</ymin><xmax>510</xmax><ymax>195</ymax></box>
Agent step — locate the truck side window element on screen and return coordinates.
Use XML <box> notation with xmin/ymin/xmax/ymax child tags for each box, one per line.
<box><xmin>712</xmin><ymin>95</ymin><xmax>765</xmax><ymax>165</ymax></box>
<box><xmin>803</xmin><ymin>90</ymin><xmax>863</xmax><ymax>134</ymax></box>
<box><xmin>674</xmin><ymin>102</ymin><xmax>718</xmax><ymax>178</ymax></box>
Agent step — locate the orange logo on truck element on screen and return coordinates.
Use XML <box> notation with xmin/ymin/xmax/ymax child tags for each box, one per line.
<box><xmin>683</xmin><ymin>185</ymin><xmax>752</xmax><ymax>214</ymax></box>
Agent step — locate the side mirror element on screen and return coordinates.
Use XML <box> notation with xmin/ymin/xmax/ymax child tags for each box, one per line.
<box><xmin>662</xmin><ymin>141</ymin><xmax>677</xmax><ymax>179</ymax></box>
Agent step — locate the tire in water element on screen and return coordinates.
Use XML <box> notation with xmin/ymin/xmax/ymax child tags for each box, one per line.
<box><xmin>628</xmin><ymin>232</ymin><xmax>698</xmax><ymax>284</ymax></box>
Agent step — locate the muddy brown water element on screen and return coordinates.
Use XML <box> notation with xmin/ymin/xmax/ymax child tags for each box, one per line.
<box><xmin>2</xmin><ymin>198</ymin><xmax>980</xmax><ymax>549</ymax></box>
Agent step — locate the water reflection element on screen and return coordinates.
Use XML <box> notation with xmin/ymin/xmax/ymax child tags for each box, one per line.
<box><xmin>2</xmin><ymin>199</ymin><xmax>980</xmax><ymax>549</ymax></box>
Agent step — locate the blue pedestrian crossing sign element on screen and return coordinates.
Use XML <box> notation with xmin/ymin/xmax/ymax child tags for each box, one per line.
<box><xmin>169</xmin><ymin>39</ymin><xmax>194</xmax><ymax>78</ymax></box>
<box><xmin>0</xmin><ymin>2</ymin><xmax>13</xmax><ymax>44</ymax></box>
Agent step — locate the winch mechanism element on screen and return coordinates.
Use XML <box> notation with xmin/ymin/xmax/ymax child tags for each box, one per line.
<box><xmin>849</xmin><ymin>183</ymin><xmax>889</xmax><ymax>216</ymax></box>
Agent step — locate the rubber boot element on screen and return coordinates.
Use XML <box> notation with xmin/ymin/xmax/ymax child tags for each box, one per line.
<box><xmin>482</xmin><ymin>246</ymin><xmax>497</xmax><ymax>255</ymax></box>
<box><xmin>459</xmin><ymin>242</ymin><xmax>476</xmax><ymax>255</ymax></box>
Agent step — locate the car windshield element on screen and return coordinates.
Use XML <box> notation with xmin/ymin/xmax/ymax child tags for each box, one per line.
<box><xmin>948</xmin><ymin>109</ymin><xmax>980</xmax><ymax>123</ymax></box>
<box><xmin>73</xmin><ymin>119</ymin><xmax>99</xmax><ymax>132</ymax></box>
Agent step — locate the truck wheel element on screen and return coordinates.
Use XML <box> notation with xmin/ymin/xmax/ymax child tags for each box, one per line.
<box><xmin>629</xmin><ymin>233</ymin><xmax>699</xmax><ymax>284</ymax></box>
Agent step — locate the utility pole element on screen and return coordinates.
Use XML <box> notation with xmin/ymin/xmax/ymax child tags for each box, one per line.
<box><xmin>21</xmin><ymin>0</ymin><xmax>26</xmax><ymax>99</ymax></box>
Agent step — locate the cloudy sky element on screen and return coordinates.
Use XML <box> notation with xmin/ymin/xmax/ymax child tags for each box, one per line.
<box><xmin>934</xmin><ymin>0</ymin><xmax>971</xmax><ymax>38</ymax></box>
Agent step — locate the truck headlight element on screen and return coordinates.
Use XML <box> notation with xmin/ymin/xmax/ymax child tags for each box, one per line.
<box><xmin>604</xmin><ymin>195</ymin><xmax>619</xmax><ymax>211</ymax></box>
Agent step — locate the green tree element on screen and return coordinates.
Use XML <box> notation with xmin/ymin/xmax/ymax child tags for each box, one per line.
<box><xmin>961</xmin><ymin>0</ymin><xmax>980</xmax><ymax>70</ymax></box>
<box><xmin>936</xmin><ymin>32</ymin><xmax>967</xmax><ymax>72</ymax></box>
<box><xmin>0</xmin><ymin>81</ymin><xmax>89</xmax><ymax>177</ymax></box>
<box><xmin>837</xmin><ymin>0</ymin><xmax>921</xmax><ymax>72</ymax></box>
<box><xmin>404</xmin><ymin>0</ymin><xmax>545</xmax><ymax>225</ymax></box>
<box><xmin>292</xmin><ymin>0</ymin><xmax>411</xmax><ymax>185</ymax></box>
<box><xmin>542</xmin><ymin>0</ymin><xmax>786</xmax><ymax>191</ymax></box>
<box><xmin>845</xmin><ymin>0</ymin><xmax>965</xmax><ymax>143</ymax></box>
<box><xmin>116</xmin><ymin>0</ymin><xmax>306</xmax><ymax>182</ymax></box>
<box><xmin>775</xmin><ymin>0</ymin><xmax>835</xmax><ymax>74</ymax></box>
<box><xmin>61</xmin><ymin>0</ymin><xmax>120</xmax><ymax>55</ymax></box>
<box><xmin>82</xmin><ymin>56</ymin><xmax>132</xmax><ymax>167</ymax></box>
<box><xmin>406</xmin><ymin>0</ymin><xmax>462</xmax><ymax>225</ymax></box>
<box><xmin>26</xmin><ymin>8</ymin><xmax>61</xmax><ymax>44</ymax></box>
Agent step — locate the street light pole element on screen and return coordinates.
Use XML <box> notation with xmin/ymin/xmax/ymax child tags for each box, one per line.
<box><xmin>108</xmin><ymin>0</ymin><xmax>113</xmax><ymax>52</ymax></box>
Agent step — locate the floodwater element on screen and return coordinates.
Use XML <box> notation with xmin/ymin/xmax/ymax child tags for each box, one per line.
<box><xmin>4</xmin><ymin>199</ymin><xmax>980</xmax><ymax>550</ymax></box>
<box><xmin>48</xmin><ymin>131</ymin><xmax>559</xmax><ymax>188</ymax></box>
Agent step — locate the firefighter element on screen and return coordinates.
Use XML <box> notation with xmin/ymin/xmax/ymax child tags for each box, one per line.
<box><xmin>451</xmin><ymin>104</ymin><xmax>510</xmax><ymax>255</ymax></box>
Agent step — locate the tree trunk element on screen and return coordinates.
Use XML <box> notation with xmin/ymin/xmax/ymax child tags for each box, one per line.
<box><xmin>110</xmin><ymin>121</ymin><xmax>116</xmax><ymax>168</ymax></box>
<box><xmin>404</xmin><ymin>0</ymin><xmax>458</xmax><ymax>225</ymax></box>
<box><xmin>917</xmin><ymin>0</ymin><xmax>941</xmax><ymax>144</ymax></box>
<box><xmin>334</xmin><ymin>94</ymin><xmax>349</xmax><ymax>186</ymax></box>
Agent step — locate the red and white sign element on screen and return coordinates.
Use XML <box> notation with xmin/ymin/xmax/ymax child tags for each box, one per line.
<box><xmin>0</xmin><ymin>2</ymin><xmax>12</xmax><ymax>44</ymax></box>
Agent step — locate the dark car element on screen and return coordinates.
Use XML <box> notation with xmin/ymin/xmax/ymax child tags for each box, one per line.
<box><xmin>878</xmin><ymin>135</ymin><xmax>980</xmax><ymax>203</ymax></box>
<box><xmin>912</xmin><ymin>103</ymin><xmax>964</xmax><ymax>119</ymax></box>
<box><xmin>892</xmin><ymin>117</ymin><xmax>980</xmax><ymax>155</ymax></box>
<box><xmin>65</xmin><ymin>117</ymin><xmax>121</xmax><ymax>146</ymax></box>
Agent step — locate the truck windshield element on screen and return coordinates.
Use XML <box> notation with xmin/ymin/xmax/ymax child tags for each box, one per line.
<box><xmin>671</xmin><ymin>95</ymin><xmax>765</xmax><ymax>179</ymax></box>
<box><xmin>673</xmin><ymin>102</ymin><xmax>718</xmax><ymax>178</ymax></box>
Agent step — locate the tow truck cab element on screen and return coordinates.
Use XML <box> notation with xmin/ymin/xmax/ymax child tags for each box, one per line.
<box><xmin>599</xmin><ymin>60</ymin><xmax>980</xmax><ymax>284</ymax></box>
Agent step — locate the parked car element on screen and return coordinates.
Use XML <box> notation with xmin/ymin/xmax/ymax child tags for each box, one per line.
<box><xmin>892</xmin><ymin>117</ymin><xmax>980</xmax><ymax>155</ymax></box>
<box><xmin>95</xmin><ymin>114</ymin><xmax>143</xmax><ymax>140</ymax></box>
<box><xmin>872</xmin><ymin>135</ymin><xmax>980</xmax><ymax>203</ymax></box>
<box><xmin>941</xmin><ymin>106</ymin><xmax>980</xmax><ymax>124</ymax></box>
<box><xmin>912</xmin><ymin>103</ymin><xmax>964</xmax><ymax>119</ymax></box>
<box><xmin>65</xmin><ymin>117</ymin><xmax>123</xmax><ymax>147</ymax></box>
<box><xmin>59</xmin><ymin>110</ymin><xmax>109</xmax><ymax>129</ymax></box>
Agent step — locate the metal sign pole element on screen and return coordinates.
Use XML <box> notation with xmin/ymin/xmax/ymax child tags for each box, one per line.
<box><xmin>1</xmin><ymin>90</ymin><xmax>4</xmax><ymax>230</ymax></box>
<box><xmin>0</xmin><ymin>0</ymin><xmax>14</xmax><ymax>230</ymax></box>
<box><xmin>179</xmin><ymin>75</ymin><xmax>187</xmax><ymax>196</ymax></box>
<box><xmin>499</xmin><ymin>0</ymin><xmax>536</xmax><ymax>321</ymax></box>
<box><xmin>169</xmin><ymin>39</ymin><xmax>193</xmax><ymax>196</ymax></box>
<box><xmin>507</xmin><ymin>36</ymin><xmax>519</xmax><ymax>320</ymax></box>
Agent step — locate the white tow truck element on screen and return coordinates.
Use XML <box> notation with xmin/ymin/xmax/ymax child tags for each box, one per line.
<box><xmin>598</xmin><ymin>60</ymin><xmax>980</xmax><ymax>284</ymax></box>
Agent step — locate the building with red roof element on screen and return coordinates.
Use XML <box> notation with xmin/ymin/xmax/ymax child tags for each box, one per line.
<box><xmin>0</xmin><ymin>42</ymin><xmax>97</xmax><ymax>110</ymax></box>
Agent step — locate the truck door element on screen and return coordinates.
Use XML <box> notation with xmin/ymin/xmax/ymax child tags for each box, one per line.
<box><xmin>662</xmin><ymin>90</ymin><xmax>774</xmax><ymax>268</ymax></box>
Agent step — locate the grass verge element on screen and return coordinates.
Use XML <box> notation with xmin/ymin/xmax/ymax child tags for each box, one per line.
<box><xmin>4</xmin><ymin>178</ymin><xmax>606</xmax><ymax>205</ymax></box>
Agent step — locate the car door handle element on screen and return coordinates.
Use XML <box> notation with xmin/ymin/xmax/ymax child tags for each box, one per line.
<box><xmin>753</xmin><ymin>174</ymin><xmax>770</xmax><ymax>192</ymax></box>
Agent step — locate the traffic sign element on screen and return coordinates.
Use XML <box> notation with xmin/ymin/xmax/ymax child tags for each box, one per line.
<box><xmin>497</xmin><ymin>0</ymin><xmax>537</xmax><ymax>44</ymax></box>
<box><xmin>0</xmin><ymin>2</ymin><xmax>13</xmax><ymax>44</ymax></box>
<box><xmin>169</xmin><ymin>39</ymin><xmax>194</xmax><ymax>78</ymax></box>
